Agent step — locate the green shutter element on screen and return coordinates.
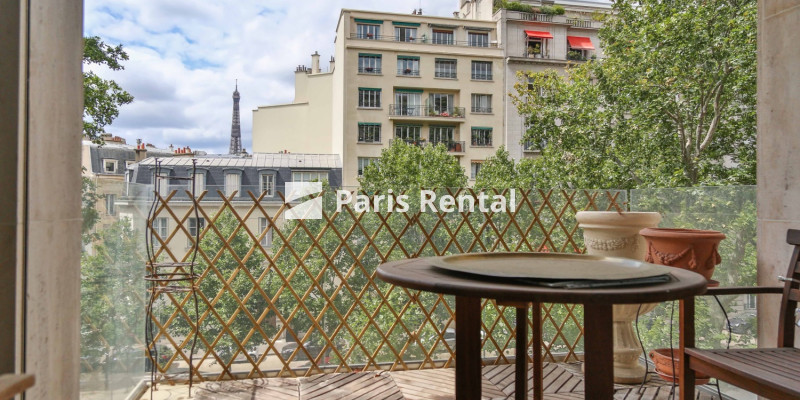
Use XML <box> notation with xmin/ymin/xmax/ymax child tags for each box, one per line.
<box><xmin>394</xmin><ymin>123</ymin><xmax>422</xmax><ymax>127</ymax></box>
<box><xmin>472</xmin><ymin>127</ymin><xmax>493</xmax><ymax>130</ymax></box>
<box><xmin>392</xmin><ymin>21</ymin><xmax>421</xmax><ymax>27</ymax></box>
<box><xmin>394</xmin><ymin>88</ymin><xmax>423</xmax><ymax>93</ymax></box>
<box><xmin>355</xmin><ymin>18</ymin><xmax>383</xmax><ymax>24</ymax></box>
<box><xmin>358</xmin><ymin>87</ymin><xmax>381</xmax><ymax>92</ymax></box>
<box><xmin>397</xmin><ymin>55</ymin><xmax>420</xmax><ymax>60</ymax></box>
<box><xmin>358</xmin><ymin>122</ymin><xmax>381</xmax><ymax>126</ymax></box>
<box><xmin>358</xmin><ymin>53</ymin><xmax>382</xmax><ymax>58</ymax></box>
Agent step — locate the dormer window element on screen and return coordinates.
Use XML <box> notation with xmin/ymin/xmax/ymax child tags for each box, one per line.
<box><xmin>260</xmin><ymin>173</ymin><xmax>275</xmax><ymax>197</ymax></box>
<box><xmin>224</xmin><ymin>171</ymin><xmax>242</xmax><ymax>197</ymax></box>
<box><xmin>103</xmin><ymin>159</ymin><xmax>118</xmax><ymax>173</ymax></box>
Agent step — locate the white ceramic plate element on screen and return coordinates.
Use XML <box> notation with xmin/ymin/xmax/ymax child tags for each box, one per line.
<box><xmin>429</xmin><ymin>252</ymin><xmax>672</xmax><ymax>281</ymax></box>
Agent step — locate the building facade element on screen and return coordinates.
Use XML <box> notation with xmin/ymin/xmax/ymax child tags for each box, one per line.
<box><xmin>253</xmin><ymin>1</ymin><xmax>610</xmax><ymax>187</ymax></box>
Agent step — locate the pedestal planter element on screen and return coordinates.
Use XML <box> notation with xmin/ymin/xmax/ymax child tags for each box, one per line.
<box><xmin>638</xmin><ymin>228</ymin><xmax>726</xmax><ymax>282</ymax></box>
<box><xmin>575</xmin><ymin>211</ymin><xmax>662</xmax><ymax>383</ymax></box>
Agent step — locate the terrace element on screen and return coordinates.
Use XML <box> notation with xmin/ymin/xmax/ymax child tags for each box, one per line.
<box><xmin>78</xmin><ymin>182</ymin><xmax>759</xmax><ymax>399</ymax></box>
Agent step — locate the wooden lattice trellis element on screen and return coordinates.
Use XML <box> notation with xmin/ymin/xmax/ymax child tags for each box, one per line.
<box><xmin>91</xmin><ymin>188</ymin><xmax>626</xmax><ymax>382</ymax></box>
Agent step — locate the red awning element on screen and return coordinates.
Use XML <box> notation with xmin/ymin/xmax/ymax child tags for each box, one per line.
<box><xmin>524</xmin><ymin>30</ymin><xmax>553</xmax><ymax>39</ymax></box>
<box><xmin>567</xmin><ymin>36</ymin><xmax>595</xmax><ymax>50</ymax></box>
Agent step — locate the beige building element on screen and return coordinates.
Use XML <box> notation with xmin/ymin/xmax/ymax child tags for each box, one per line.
<box><xmin>253</xmin><ymin>1</ymin><xmax>610</xmax><ymax>186</ymax></box>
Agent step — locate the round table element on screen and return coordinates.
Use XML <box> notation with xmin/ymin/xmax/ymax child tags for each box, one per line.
<box><xmin>376</xmin><ymin>254</ymin><xmax>707</xmax><ymax>400</ymax></box>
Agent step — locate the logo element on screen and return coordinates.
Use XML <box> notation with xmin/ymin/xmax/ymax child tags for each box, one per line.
<box><xmin>284</xmin><ymin>182</ymin><xmax>323</xmax><ymax>220</ymax></box>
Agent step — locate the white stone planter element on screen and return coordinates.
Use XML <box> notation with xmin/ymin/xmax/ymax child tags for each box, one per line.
<box><xmin>575</xmin><ymin>211</ymin><xmax>662</xmax><ymax>383</ymax></box>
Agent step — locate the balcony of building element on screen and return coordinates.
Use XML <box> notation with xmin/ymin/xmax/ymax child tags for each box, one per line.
<box><xmin>348</xmin><ymin>33</ymin><xmax>501</xmax><ymax>49</ymax></box>
<box><xmin>503</xmin><ymin>11</ymin><xmax>602</xmax><ymax>30</ymax></box>
<box><xmin>75</xmin><ymin>182</ymin><xmax>765</xmax><ymax>400</ymax></box>
<box><xmin>388</xmin><ymin>104</ymin><xmax>466</xmax><ymax>122</ymax></box>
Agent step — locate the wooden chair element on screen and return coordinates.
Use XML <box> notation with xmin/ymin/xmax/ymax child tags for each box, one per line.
<box><xmin>679</xmin><ymin>229</ymin><xmax>800</xmax><ymax>400</ymax></box>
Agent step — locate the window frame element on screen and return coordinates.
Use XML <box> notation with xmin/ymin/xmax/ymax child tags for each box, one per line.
<box><xmin>397</xmin><ymin>56</ymin><xmax>420</xmax><ymax>76</ymax></box>
<box><xmin>434</xmin><ymin>58</ymin><xmax>457</xmax><ymax>79</ymax></box>
<box><xmin>152</xmin><ymin>217</ymin><xmax>168</xmax><ymax>242</ymax></box>
<box><xmin>431</xmin><ymin>29</ymin><xmax>454</xmax><ymax>45</ymax></box>
<box><xmin>394</xmin><ymin>125</ymin><xmax>421</xmax><ymax>142</ymax></box>
<box><xmin>471</xmin><ymin>127</ymin><xmax>493</xmax><ymax>147</ymax></box>
<box><xmin>470</xmin><ymin>161</ymin><xmax>483</xmax><ymax>180</ymax></box>
<box><xmin>358</xmin><ymin>87</ymin><xmax>382</xmax><ymax>108</ymax></box>
<box><xmin>358</xmin><ymin>53</ymin><xmax>382</xmax><ymax>74</ymax></box>
<box><xmin>429</xmin><ymin>126</ymin><xmax>455</xmax><ymax>145</ymax></box>
<box><xmin>105</xmin><ymin>194</ymin><xmax>116</xmax><ymax>216</ymax></box>
<box><xmin>395</xmin><ymin>26</ymin><xmax>417</xmax><ymax>42</ymax></box>
<box><xmin>358</xmin><ymin>123</ymin><xmax>381</xmax><ymax>143</ymax></box>
<box><xmin>357</xmin><ymin>157</ymin><xmax>379</xmax><ymax>176</ymax></box>
<box><xmin>260</xmin><ymin>173</ymin><xmax>276</xmax><ymax>197</ymax></box>
<box><xmin>187</xmin><ymin>217</ymin><xmax>205</xmax><ymax>248</ymax></box>
<box><xmin>467</xmin><ymin>31</ymin><xmax>489</xmax><ymax>47</ymax></box>
<box><xmin>258</xmin><ymin>217</ymin><xmax>273</xmax><ymax>248</ymax></box>
<box><xmin>224</xmin><ymin>170</ymin><xmax>242</xmax><ymax>198</ymax></box>
<box><xmin>356</xmin><ymin>23</ymin><xmax>381</xmax><ymax>39</ymax></box>
<box><xmin>471</xmin><ymin>94</ymin><xmax>492</xmax><ymax>113</ymax></box>
<box><xmin>291</xmin><ymin>171</ymin><xmax>328</xmax><ymax>183</ymax></box>
<box><xmin>471</xmin><ymin>61</ymin><xmax>492</xmax><ymax>81</ymax></box>
<box><xmin>103</xmin><ymin>159</ymin><xmax>118</xmax><ymax>173</ymax></box>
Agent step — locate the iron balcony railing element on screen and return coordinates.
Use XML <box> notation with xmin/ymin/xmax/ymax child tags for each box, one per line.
<box><xmin>471</xmin><ymin>73</ymin><xmax>493</xmax><ymax>81</ymax></box>
<box><xmin>567</xmin><ymin>18</ymin><xmax>596</xmax><ymax>28</ymax></box>
<box><xmin>471</xmin><ymin>106</ymin><xmax>492</xmax><ymax>114</ymax></box>
<box><xmin>434</xmin><ymin>70</ymin><xmax>457</xmax><ymax>79</ymax></box>
<box><xmin>358</xmin><ymin>66</ymin><xmax>382</xmax><ymax>74</ymax></box>
<box><xmin>429</xmin><ymin>140</ymin><xmax>465</xmax><ymax>153</ymax></box>
<box><xmin>388</xmin><ymin>105</ymin><xmax>466</xmax><ymax>118</ymax></box>
<box><xmin>349</xmin><ymin>33</ymin><xmax>499</xmax><ymax>48</ymax></box>
<box><xmin>397</xmin><ymin>68</ymin><xmax>420</xmax><ymax>77</ymax></box>
<box><xmin>389</xmin><ymin>138</ymin><xmax>425</xmax><ymax>147</ymax></box>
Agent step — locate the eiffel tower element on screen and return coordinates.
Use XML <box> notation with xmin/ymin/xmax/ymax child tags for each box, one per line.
<box><xmin>229</xmin><ymin>80</ymin><xmax>242</xmax><ymax>155</ymax></box>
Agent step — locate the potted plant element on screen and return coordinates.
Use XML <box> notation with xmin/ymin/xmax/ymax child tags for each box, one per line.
<box><xmin>404</xmin><ymin>68</ymin><xmax>412</xmax><ymax>74</ymax></box>
<box><xmin>364</xmin><ymin>67</ymin><xmax>374</xmax><ymax>72</ymax></box>
<box><xmin>576</xmin><ymin>211</ymin><xmax>663</xmax><ymax>383</ymax></box>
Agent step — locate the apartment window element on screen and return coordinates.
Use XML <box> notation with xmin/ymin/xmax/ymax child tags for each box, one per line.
<box><xmin>356</xmin><ymin>23</ymin><xmax>380</xmax><ymax>39</ymax></box>
<box><xmin>434</xmin><ymin>59</ymin><xmax>457</xmax><ymax>79</ymax></box>
<box><xmin>225</xmin><ymin>172</ymin><xmax>241</xmax><ymax>197</ymax></box>
<box><xmin>258</xmin><ymin>217</ymin><xmax>273</xmax><ymax>248</ymax></box>
<box><xmin>358</xmin><ymin>53</ymin><xmax>382</xmax><ymax>74</ymax></box>
<box><xmin>470</xmin><ymin>161</ymin><xmax>483</xmax><ymax>179</ymax></box>
<box><xmin>152</xmin><ymin>217</ymin><xmax>168</xmax><ymax>241</ymax></box>
<box><xmin>187</xmin><ymin>217</ymin><xmax>205</xmax><ymax>248</ymax></box>
<box><xmin>189</xmin><ymin>172</ymin><xmax>205</xmax><ymax>195</ymax></box>
<box><xmin>745</xmin><ymin>294</ymin><xmax>757</xmax><ymax>310</ymax></box>
<box><xmin>431</xmin><ymin>29</ymin><xmax>454</xmax><ymax>45</ymax></box>
<box><xmin>106</xmin><ymin>194</ymin><xmax>116</xmax><ymax>216</ymax></box>
<box><xmin>471</xmin><ymin>127</ymin><xmax>493</xmax><ymax>146</ymax></box>
<box><xmin>467</xmin><ymin>31</ymin><xmax>489</xmax><ymax>47</ymax></box>
<box><xmin>429</xmin><ymin>93</ymin><xmax>454</xmax><ymax>115</ymax></box>
<box><xmin>394</xmin><ymin>91</ymin><xmax>422</xmax><ymax>116</ymax></box>
<box><xmin>358</xmin><ymin>123</ymin><xmax>381</xmax><ymax>143</ymax></box>
<box><xmin>395</xmin><ymin>26</ymin><xmax>417</xmax><ymax>42</ymax></box>
<box><xmin>103</xmin><ymin>159</ymin><xmax>118</xmax><ymax>173</ymax></box>
<box><xmin>397</xmin><ymin>56</ymin><xmax>420</xmax><ymax>76</ymax></box>
<box><xmin>429</xmin><ymin>126</ymin><xmax>454</xmax><ymax>145</ymax></box>
<box><xmin>357</xmin><ymin>157</ymin><xmax>379</xmax><ymax>176</ymax></box>
<box><xmin>471</xmin><ymin>94</ymin><xmax>492</xmax><ymax>113</ymax></box>
<box><xmin>395</xmin><ymin>125</ymin><xmax>421</xmax><ymax>142</ymax></box>
<box><xmin>471</xmin><ymin>61</ymin><xmax>492</xmax><ymax>80</ymax></box>
<box><xmin>358</xmin><ymin>88</ymin><xmax>381</xmax><ymax>108</ymax></box>
<box><xmin>292</xmin><ymin>171</ymin><xmax>328</xmax><ymax>182</ymax></box>
<box><xmin>260</xmin><ymin>173</ymin><xmax>275</xmax><ymax>196</ymax></box>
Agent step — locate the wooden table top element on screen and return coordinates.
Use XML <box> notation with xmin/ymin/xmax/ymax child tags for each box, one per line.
<box><xmin>377</xmin><ymin>254</ymin><xmax>708</xmax><ymax>304</ymax></box>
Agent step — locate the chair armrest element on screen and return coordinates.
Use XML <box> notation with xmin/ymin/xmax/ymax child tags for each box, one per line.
<box><xmin>0</xmin><ymin>374</ymin><xmax>35</xmax><ymax>399</ymax></box>
<box><xmin>702</xmin><ymin>286</ymin><xmax>784</xmax><ymax>296</ymax></box>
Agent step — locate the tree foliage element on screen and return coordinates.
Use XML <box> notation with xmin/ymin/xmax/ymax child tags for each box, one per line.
<box><xmin>83</xmin><ymin>36</ymin><xmax>134</xmax><ymax>142</ymax></box>
<box><xmin>510</xmin><ymin>0</ymin><xmax>756</xmax><ymax>189</ymax></box>
<box><xmin>474</xmin><ymin>146</ymin><xmax>538</xmax><ymax>189</ymax></box>
<box><xmin>359</xmin><ymin>140</ymin><xmax>467</xmax><ymax>192</ymax></box>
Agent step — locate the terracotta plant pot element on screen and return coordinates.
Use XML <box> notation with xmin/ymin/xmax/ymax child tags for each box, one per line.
<box><xmin>639</xmin><ymin>228</ymin><xmax>725</xmax><ymax>281</ymax></box>
<box><xmin>649</xmin><ymin>348</ymin><xmax>710</xmax><ymax>385</ymax></box>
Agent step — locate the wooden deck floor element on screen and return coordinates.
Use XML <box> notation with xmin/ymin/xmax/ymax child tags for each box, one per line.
<box><xmin>147</xmin><ymin>363</ymin><xmax>719</xmax><ymax>400</ymax></box>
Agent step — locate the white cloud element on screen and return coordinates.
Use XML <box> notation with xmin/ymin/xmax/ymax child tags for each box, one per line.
<box><xmin>85</xmin><ymin>0</ymin><xmax>460</xmax><ymax>154</ymax></box>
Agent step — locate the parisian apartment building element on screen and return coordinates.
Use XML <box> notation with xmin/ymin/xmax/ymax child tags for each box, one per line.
<box><xmin>252</xmin><ymin>0</ymin><xmax>610</xmax><ymax>188</ymax></box>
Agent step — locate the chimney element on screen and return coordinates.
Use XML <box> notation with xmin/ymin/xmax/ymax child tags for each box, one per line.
<box><xmin>329</xmin><ymin>56</ymin><xmax>335</xmax><ymax>73</ymax></box>
<box><xmin>311</xmin><ymin>51</ymin><xmax>320</xmax><ymax>74</ymax></box>
<box><xmin>134</xmin><ymin>139</ymin><xmax>147</xmax><ymax>162</ymax></box>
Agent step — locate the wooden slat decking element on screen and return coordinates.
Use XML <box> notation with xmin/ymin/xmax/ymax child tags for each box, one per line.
<box><xmin>154</xmin><ymin>362</ymin><xmax>720</xmax><ymax>400</ymax></box>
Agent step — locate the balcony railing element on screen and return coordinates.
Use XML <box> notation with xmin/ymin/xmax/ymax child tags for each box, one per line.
<box><xmin>567</xmin><ymin>18</ymin><xmax>597</xmax><ymax>28</ymax></box>
<box><xmin>397</xmin><ymin>68</ymin><xmax>420</xmax><ymax>77</ymax></box>
<box><xmin>80</xmin><ymin>178</ymin><xmax>758</xmax><ymax>398</ymax></box>
<box><xmin>471</xmin><ymin>106</ymin><xmax>493</xmax><ymax>113</ymax></box>
<box><xmin>388</xmin><ymin>105</ymin><xmax>466</xmax><ymax>119</ymax></box>
<box><xmin>358</xmin><ymin>66</ymin><xmax>382</xmax><ymax>74</ymax></box>
<box><xmin>389</xmin><ymin>138</ymin><xmax>425</xmax><ymax>147</ymax></box>
<box><xmin>349</xmin><ymin>33</ymin><xmax>500</xmax><ymax>48</ymax></box>
<box><xmin>429</xmin><ymin>140</ymin><xmax>465</xmax><ymax>153</ymax></box>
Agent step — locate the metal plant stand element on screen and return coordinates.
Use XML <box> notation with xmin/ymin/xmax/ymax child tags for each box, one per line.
<box><xmin>144</xmin><ymin>158</ymin><xmax>201</xmax><ymax>398</ymax></box>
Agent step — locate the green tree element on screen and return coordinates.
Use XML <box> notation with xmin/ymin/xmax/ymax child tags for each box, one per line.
<box><xmin>81</xmin><ymin>173</ymin><xmax>103</xmax><ymax>244</ymax></box>
<box><xmin>83</xmin><ymin>36</ymin><xmax>134</xmax><ymax>142</ymax></box>
<box><xmin>474</xmin><ymin>146</ymin><xmax>538</xmax><ymax>189</ymax></box>
<box><xmin>510</xmin><ymin>0</ymin><xmax>756</xmax><ymax>189</ymax></box>
<box><xmin>359</xmin><ymin>140</ymin><xmax>467</xmax><ymax>192</ymax></box>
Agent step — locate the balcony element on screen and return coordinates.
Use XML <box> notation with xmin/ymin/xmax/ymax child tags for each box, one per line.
<box><xmin>349</xmin><ymin>33</ymin><xmax>500</xmax><ymax>48</ymax></box>
<box><xmin>430</xmin><ymin>140</ymin><xmax>465</xmax><ymax>153</ymax></box>
<box><xmin>388</xmin><ymin>105</ymin><xmax>466</xmax><ymax>122</ymax></box>
<box><xmin>79</xmin><ymin>181</ymin><xmax>758</xmax><ymax>399</ymax></box>
<box><xmin>358</xmin><ymin>66</ymin><xmax>382</xmax><ymax>74</ymax></box>
<box><xmin>397</xmin><ymin>68</ymin><xmax>420</xmax><ymax>77</ymax></box>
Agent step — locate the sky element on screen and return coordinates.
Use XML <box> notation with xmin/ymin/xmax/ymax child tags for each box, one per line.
<box><xmin>84</xmin><ymin>0</ymin><xmax>463</xmax><ymax>154</ymax></box>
